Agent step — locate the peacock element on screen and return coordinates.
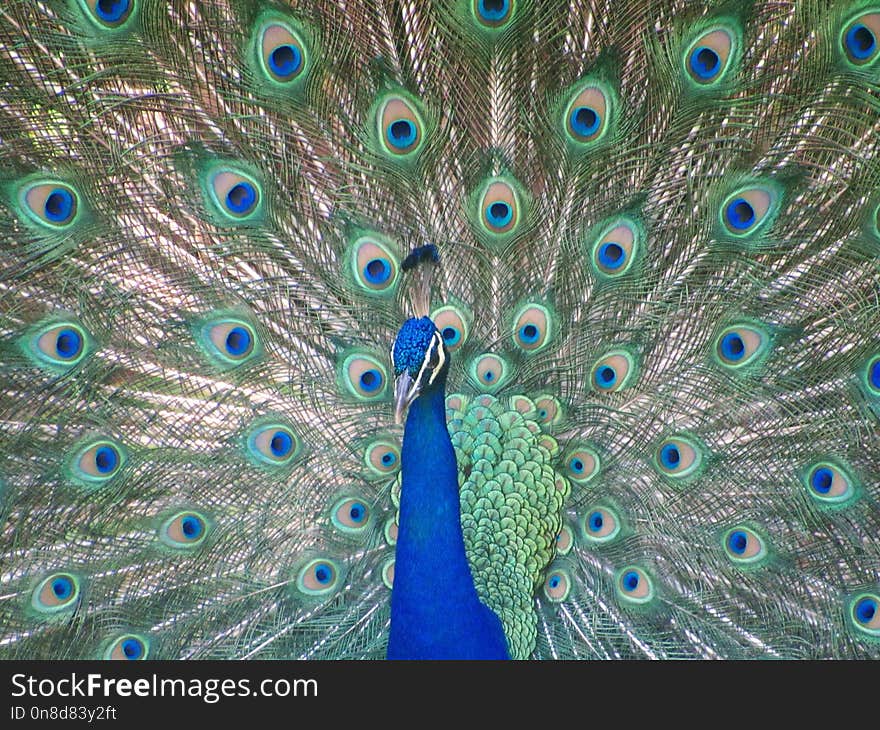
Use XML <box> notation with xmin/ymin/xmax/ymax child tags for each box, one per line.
<box><xmin>1</xmin><ymin>0</ymin><xmax>879</xmax><ymax>662</ymax></box>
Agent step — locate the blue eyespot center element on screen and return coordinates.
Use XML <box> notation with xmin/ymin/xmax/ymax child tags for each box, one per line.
<box><xmin>856</xmin><ymin>597</ymin><xmax>877</xmax><ymax>624</ymax></box>
<box><xmin>690</xmin><ymin>46</ymin><xmax>721</xmax><ymax>79</ymax></box>
<box><xmin>441</xmin><ymin>326</ymin><xmax>460</xmax><ymax>346</ymax></box>
<box><xmin>122</xmin><ymin>638</ymin><xmax>144</xmax><ymax>660</ymax></box>
<box><xmin>44</xmin><ymin>188</ymin><xmax>74</xmax><ymax>223</ymax></box>
<box><xmin>596</xmin><ymin>365</ymin><xmax>617</xmax><ymax>388</ymax></box>
<box><xmin>270</xmin><ymin>431</ymin><xmax>292</xmax><ymax>457</ymax></box>
<box><xmin>349</xmin><ymin>503</ymin><xmax>366</xmax><ymax>522</ymax></box>
<box><xmin>226</xmin><ymin>182</ymin><xmax>257</xmax><ymax>215</ymax></box>
<box><xmin>598</xmin><ymin>242</ymin><xmax>625</xmax><ymax>270</ymax></box>
<box><xmin>484</xmin><ymin>370</ymin><xmax>495</xmax><ymax>382</ymax></box>
<box><xmin>588</xmin><ymin>512</ymin><xmax>603</xmax><ymax>531</ymax></box>
<box><xmin>381</xmin><ymin>452</ymin><xmax>396</xmax><ymax>466</ymax></box>
<box><xmin>869</xmin><ymin>358</ymin><xmax>880</xmax><ymax>390</ymax></box>
<box><xmin>478</xmin><ymin>0</ymin><xmax>510</xmax><ymax>22</ymax></box>
<box><xmin>571</xmin><ymin>106</ymin><xmax>600</xmax><ymax>137</ymax></box>
<box><xmin>811</xmin><ymin>467</ymin><xmax>833</xmax><ymax>494</ymax></box>
<box><xmin>622</xmin><ymin>571</ymin><xmax>640</xmax><ymax>592</ymax></box>
<box><xmin>359</xmin><ymin>369</ymin><xmax>382</xmax><ymax>392</ymax></box>
<box><xmin>94</xmin><ymin>445</ymin><xmax>119</xmax><ymax>474</ymax></box>
<box><xmin>314</xmin><ymin>564</ymin><xmax>332</xmax><ymax>584</ymax></box>
<box><xmin>847</xmin><ymin>23</ymin><xmax>877</xmax><ymax>60</ymax></box>
<box><xmin>570</xmin><ymin>458</ymin><xmax>584</xmax><ymax>474</ymax></box>
<box><xmin>519</xmin><ymin>324</ymin><xmax>539</xmax><ymax>344</ymax></box>
<box><xmin>52</xmin><ymin>577</ymin><xmax>73</xmax><ymax>600</ymax></box>
<box><xmin>55</xmin><ymin>328</ymin><xmax>83</xmax><ymax>359</ymax></box>
<box><xmin>721</xmin><ymin>332</ymin><xmax>745</xmax><ymax>361</ymax></box>
<box><xmin>728</xmin><ymin>530</ymin><xmax>748</xmax><ymax>555</ymax></box>
<box><xmin>225</xmin><ymin>326</ymin><xmax>252</xmax><ymax>356</ymax></box>
<box><xmin>487</xmin><ymin>201</ymin><xmax>512</xmax><ymax>228</ymax></box>
<box><xmin>364</xmin><ymin>257</ymin><xmax>391</xmax><ymax>285</ymax></box>
<box><xmin>548</xmin><ymin>575</ymin><xmax>561</xmax><ymax>589</ymax></box>
<box><xmin>726</xmin><ymin>198</ymin><xmax>755</xmax><ymax>230</ymax></box>
<box><xmin>181</xmin><ymin>516</ymin><xmax>203</xmax><ymax>539</ymax></box>
<box><xmin>269</xmin><ymin>44</ymin><xmax>303</xmax><ymax>77</ymax></box>
<box><xmin>96</xmin><ymin>0</ymin><xmax>130</xmax><ymax>22</ymax></box>
<box><xmin>660</xmin><ymin>444</ymin><xmax>680</xmax><ymax>469</ymax></box>
<box><xmin>387</xmin><ymin>119</ymin><xmax>416</xmax><ymax>149</ymax></box>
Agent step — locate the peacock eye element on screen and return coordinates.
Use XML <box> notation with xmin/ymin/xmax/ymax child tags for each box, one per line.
<box><xmin>590</xmin><ymin>350</ymin><xmax>636</xmax><ymax>392</ymax></box>
<box><xmin>533</xmin><ymin>395</ymin><xmax>562</xmax><ymax>426</ymax></box>
<box><xmin>803</xmin><ymin>461</ymin><xmax>857</xmax><ymax>505</ymax></box>
<box><xmin>83</xmin><ymin>0</ymin><xmax>135</xmax><ymax>28</ymax></box>
<box><xmin>431</xmin><ymin>305</ymin><xmax>470</xmax><ymax>352</ymax></box>
<box><xmin>590</xmin><ymin>219</ymin><xmax>641</xmax><ymax>278</ymax></box>
<box><xmin>555</xmin><ymin>525</ymin><xmax>574</xmax><ymax>555</ymax></box>
<box><xmin>850</xmin><ymin>594</ymin><xmax>880</xmax><ymax>637</ymax></box>
<box><xmin>377</xmin><ymin>95</ymin><xmax>425</xmax><ymax>158</ymax></box>
<box><xmin>865</xmin><ymin>354</ymin><xmax>880</xmax><ymax>394</ymax></box>
<box><xmin>723</xmin><ymin>526</ymin><xmax>768</xmax><ymax>565</ymax></box>
<box><xmin>616</xmin><ymin>566</ymin><xmax>654</xmax><ymax>605</ymax></box>
<box><xmin>543</xmin><ymin>568</ymin><xmax>572</xmax><ymax>602</ymax></box>
<box><xmin>351</xmin><ymin>235</ymin><xmax>399</xmax><ymax>295</ymax></box>
<box><xmin>512</xmin><ymin>304</ymin><xmax>553</xmax><ymax>353</ymax></box>
<box><xmin>342</xmin><ymin>353</ymin><xmax>388</xmax><ymax>400</ymax></box>
<box><xmin>32</xmin><ymin>573</ymin><xmax>81</xmax><ymax>614</ymax></box>
<box><xmin>159</xmin><ymin>511</ymin><xmax>209</xmax><ymax>549</ymax></box>
<box><xmin>197</xmin><ymin>318</ymin><xmax>262</xmax><ymax>370</ymax></box>
<box><xmin>720</xmin><ymin>184</ymin><xmax>779</xmax><ymax>239</ymax></box>
<box><xmin>714</xmin><ymin>324</ymin><xmax>769</xmax><ymax>368</ymax></box>
<box><xmin>381</xmin><ymin>557</ymin><xmax>396</xmax><ymax>589</ymax></box>
<box><xmin>260</xmin><ymin>23</ymin><xmax>307</xmax><ymax>82</ymax></box>
<box><xmin>209</xmin><ymin>169</ymin><xmax>262</xmax><ymax>221</ymax></box>
<box><xmin>474</xmin><ymin>0</ymin><xmax>513</xmax><ymax>28</ymax></box>
<box><xmin>25</xmin><ymin>320</ymin><xmax>94</xmax><ymax>372</ymax></box>
<box><xmin>384</xmin><ymin>517</ymin><xmax>399</xmax><ymax>546</ymax></box>
<box><xmin>70</xmin><ymin>438</ymin><xmax>127</xmax><ymax>486</ymax></box>
<box><xmin>246</xmin><ymin>422</ymin><xmax>301</xmax><ymax>466</ymax></box>
<box><xmin>480</xmin><ymin>179</ymin><xmax>520</xmax><ymax>234</ymax></box>
<box><xmin>842</xmin><ymin>13</ymin><xmax>880</xmax><ymax>66</ymax></box>
<box><xmin>105</xmin><ymin>634</ymin><xmax>149</xmax><ymax>661</ymax></box>
<box><xmin>565</xmin><ymin>84</ymin><xmax>610</xmax><ymax>145</ymax></box>
<box><xmin>685</xmin><ymin>28</ymin><xmax>735</xmax><ymax>85</ymax></box>
<box><xmin>297</xmin><ymin>558</ymin><xmax>341</xmax><ymax>596</ymax></box>
<box><xmin>470</xmin><ymin>353</ymin><xmax>508</xmax><ymax>391</ymax></box>
<box><xmin>582</xmin><ymin>506</ymin><xmax>621</xmax><ymax>543</ymax></box>
<box><xmin>654</xmin><ymin>435</ymin><xmax>704</xmax><ymax>480</ymax></box>
<box><xmin>330</xmin><ymin>497</ymin><xmax>372</xmax><ymax>534</ymax></box>
<box><xmin>563</xmin><ymin>445</ymin><xmax>600</xmax><ymax>485</ymax></box>
<box><xmin>365</xmin><ymin>439</ymin><xmax>400</xmax><ymax>475</ymax></box>
<box><xmin>21</xmin><ymin>182</ymin><xmax>80</xmax><ymax>228</ymax></box>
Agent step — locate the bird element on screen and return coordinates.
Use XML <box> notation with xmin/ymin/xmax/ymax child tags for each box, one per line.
<box><xmin>1</xmin><ymin>0</ymin><xmax>879</xmax><ymax>661</ymax></box>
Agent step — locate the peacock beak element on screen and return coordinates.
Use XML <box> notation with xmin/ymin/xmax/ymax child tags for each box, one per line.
<box><xmin>394</xmin><ymin>371</ymin><xmax>419</xmax><ymax>425</ymax></box>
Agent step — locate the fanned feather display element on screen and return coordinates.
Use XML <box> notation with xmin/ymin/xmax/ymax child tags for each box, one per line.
<box><xmin>1</xmin><ymin>0</ymin><xmax>879</xmax><ymax>660</ymax></box>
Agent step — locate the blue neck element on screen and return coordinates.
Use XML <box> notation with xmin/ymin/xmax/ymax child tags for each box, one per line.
<box><xmin>387</xmin><ymin>382</ymin><xmax>509</xmax><ymax>660</ymax></box>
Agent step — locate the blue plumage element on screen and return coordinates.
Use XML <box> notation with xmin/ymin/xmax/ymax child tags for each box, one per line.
<box><xmin>389</xmin><ymin>375</ymin><xmax>509</xmax><ymax>659</ymax></box>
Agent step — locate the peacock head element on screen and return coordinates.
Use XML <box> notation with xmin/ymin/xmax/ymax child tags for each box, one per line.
<box><xmin>391</xmin><ymin>316</ymin><xmax>448</xmax><ymax>423</ymax></box>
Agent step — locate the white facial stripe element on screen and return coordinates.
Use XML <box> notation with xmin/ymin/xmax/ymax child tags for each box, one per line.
<box><xmin>412</xmin><ymin>332</ymin><xmax>445</xmax><ymax>389</ymax></box>
<box><xmin>428</xmin><ymin>333</ymin><xmax>446</xmax><ymax>385</ymax></box>
<box><xmin>413</xmin><ymin>342</ymin><xmax>433</xmax><ymax>388</ymax></box>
